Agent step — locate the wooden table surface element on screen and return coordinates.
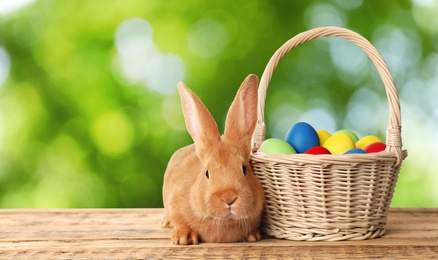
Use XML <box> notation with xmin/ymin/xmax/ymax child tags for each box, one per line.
<box><xmin>0</xmin><ymin>208</ymin><xmax>437</xmax><ymax>259</ymax></box>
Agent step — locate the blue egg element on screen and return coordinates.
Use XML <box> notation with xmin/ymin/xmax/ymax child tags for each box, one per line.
<box><xmin>284</xmin><ymin>122</ymin><xmax>319</xmax><ymax>153</ymax></box>
<box><xmin>344</xmin><ymin>148</ymin><xmax>366</xmax><ymax>154</ymax></box>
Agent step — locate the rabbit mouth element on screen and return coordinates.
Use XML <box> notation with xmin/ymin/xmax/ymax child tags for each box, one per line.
<box><xmin>212</xmin><ymin>212</ymin><xmax>239</xmax><ymax>221</ymax></box>
<box><xmin>225</xmin><ymin>209</ymin><xmax>235</xmax><ymax>218</ymax></box>
<box><xmin>209</xmin><ymin>207</ymin><xmax>236</xmax><ymax>220</ymax></box>
<box><xmin>219</xmin><ymin>207</ymin><xmax>243</xmax><ymax>220</ymax></box>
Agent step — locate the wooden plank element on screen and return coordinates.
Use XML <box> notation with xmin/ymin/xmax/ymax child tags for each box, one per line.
<box><xmin>2</xmin><ymin>223</ymin><xmax>437</xmax><ymax>243</ymax></box>
<box><xmin>0</xmin><ymin>208</ymin><xmax>437</xmax><ymax>259</ymax></box>
<box><xmin>1</xmin><ymin>242</ymin><xmax>437</xmax><ymax>259</ymax></box>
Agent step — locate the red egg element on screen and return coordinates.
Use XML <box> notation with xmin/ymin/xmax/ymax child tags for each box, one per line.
<box><xmin>364</xmin><ymin>142</ymin><xmax>386</xmax><ymax>153</ymax></box>
<box><xmin>304</xmin><ymin>146</ymin><xmax>331</xmax><ymax>155</ymax></box>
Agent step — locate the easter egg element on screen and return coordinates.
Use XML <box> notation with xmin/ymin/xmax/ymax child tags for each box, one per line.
<box><xmin>323</xmin><ymin>132</ymin><xmax>355</xmax><ymax>155</ymax></box>
<box><xmin>285</xmin><ymin>122</ymin><xmax>319</xmax><ymax>153</ymax></box>
<box><xmin>344</xmin><ymin>148</ymin><xmax>366</xmax><ymax>154</ymax></box>
<box><xmin>364</xmin><ymin>142</ymin><xmax>386</xmax><ymax>153</ymax></box>
<box><xmin>316</xmin><ymin>129</ymin><xmax>331</xmax><ymax>145</ymax></box>
<box><xmin>356</xmin><ymin>135</ymin><xmax>383</xmax><ymax>149</ymax></box>
<box><xmin>334</xmin><ymin>129</ymin><xmax>359</xmax><ymax>143</ymax></box>
<box><xmin>304</xmin><ymin>146</ymin><xmax>331</xmax><ymax>155</ymax></box>
<box><xmin>259</xmin><ymin>138</ymin><xmax>296</xmax><ymax>155</ymax></box>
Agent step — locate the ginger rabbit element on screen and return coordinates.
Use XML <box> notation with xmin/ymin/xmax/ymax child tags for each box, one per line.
<box><xmin>161</xmin><ymin>74</ymin><xmax>264</xmax><ymax>245</ymax></box>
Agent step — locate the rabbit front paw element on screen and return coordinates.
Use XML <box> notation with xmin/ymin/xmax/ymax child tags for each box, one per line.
<box><xmin>160</xmin><ymin>214</ymin><xmax>172</xmax><ymax>228</ymax></box>
<box><xmin>171</xmin><ymin>225</ymin><xmax>199</xmax><ymax>245</ymax></box>
<box><xmin>246</xmin><ymin>230</ymin><xmax>261</xmax><ymax>242</ymax></box>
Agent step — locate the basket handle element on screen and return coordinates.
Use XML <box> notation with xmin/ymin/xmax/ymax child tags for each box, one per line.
<box><xmin>252</xmin><ymin>26</ymin><xmax>404</xmax><ymax>166</ymax></box>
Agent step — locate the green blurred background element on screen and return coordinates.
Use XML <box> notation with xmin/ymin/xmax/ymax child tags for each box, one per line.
<box><xmin>0</xmin><ymin>0</ymin><xmax>437</xmax><ymax>208</ymax></box>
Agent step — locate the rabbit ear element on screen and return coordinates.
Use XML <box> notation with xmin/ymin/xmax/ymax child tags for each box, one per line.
<box><xmin>223</xmin><ymin>74</ymin><xmax>258</xmax><ymax>146</ymax></box>
<box><xmin>177</xmin><ymin>82</ymin><xmax>220</xmax><ymax>148</ymax></box>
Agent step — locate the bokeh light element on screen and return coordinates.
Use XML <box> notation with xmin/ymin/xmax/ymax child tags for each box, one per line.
<box><xmin>91</xmin><ymin>111</ymin><xmax>134</xmax><ymax>157</ymax></box>
<box><xmin>188</xmin><ymin>18</ymin><xmax>229</xmax><ymax>58</ymax></box>
<box><xmin>0</xmin><ymin>0</ymin><xmax>35</xmax><ymax>14</ymax></box>
<box><xmin>115</xmin><ymin>18</ymin><xmax>185</xmax><ymax>94</ymax></box>
<box><xmin>344</xmin><ymin>88</ymin><xmax>387</xmax><ymax>138</ymax></box>
<box><xmin>0</xmin><ymin>47</ymin><xmax>10</xmax><ymax>87</ymax></box>
<box><xmin>305</xmin><ymin>3</ymin><xmax>346</xmax><ymax>29</ymax></box>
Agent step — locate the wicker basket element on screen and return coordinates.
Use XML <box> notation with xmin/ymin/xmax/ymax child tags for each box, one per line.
<box><xmin>250</xmin><ymin>26</ymin><xmax>407</xmax><ymax>241</ymax></box>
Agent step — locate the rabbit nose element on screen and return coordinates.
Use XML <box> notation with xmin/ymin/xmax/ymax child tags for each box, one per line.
<box><xmin>224</xmin><ymin>197</ymin><xmax>237</xmax><ymax>206</ymax></box>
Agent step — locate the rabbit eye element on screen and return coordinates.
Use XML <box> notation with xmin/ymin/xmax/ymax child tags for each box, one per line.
<box><xmin>242</xmin><ymin>165</ymin><xmax>247</xmax><ymax>176</ymax></box>
<box><xmin>205</xmin><ymin>170</ymin><xmax>210</xmax><ymax>179</ymax></box>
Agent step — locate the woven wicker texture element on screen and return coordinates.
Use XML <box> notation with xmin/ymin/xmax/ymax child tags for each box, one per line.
<box><xmin>250</xmin><ymin>26</ymin><xmax>407</xmax><ymax>241</ymax></box>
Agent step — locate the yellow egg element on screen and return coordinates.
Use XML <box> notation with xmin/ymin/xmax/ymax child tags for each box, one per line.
<box><xmin>356</xmin><ymin>135</ymin><xmax>383</xmax><ymax>149</ymax></box>
<box><xmin>316</xmin><ymin>129</ymin><xmax>331</xmax><ymax>145</ymax></box>
<box><xmin>323</xmin><ymin>132</ymin><xmax>355</xmax><ymax>155</ymax></box>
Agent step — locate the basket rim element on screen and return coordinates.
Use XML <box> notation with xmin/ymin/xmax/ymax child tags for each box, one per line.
<box><xmin>251</xmin><ymin>26</ymin><xmax>405</xmax><ymax>166</ymax></box>
<box><xmin>250</xmin><ymin>151</ymin><xmax>402</xmax><ymax>165</ymax></box>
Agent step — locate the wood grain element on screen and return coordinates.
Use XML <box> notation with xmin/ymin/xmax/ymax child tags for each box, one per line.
<box><xmin>1</xmin><ymin>208</ymin><xmax>437</xmax><ymax>259</ymax></box>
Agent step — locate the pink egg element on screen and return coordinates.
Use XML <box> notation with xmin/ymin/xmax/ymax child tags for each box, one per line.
<box><xmin>364</xmin><ymin>142</ymin><xmax>386</xmax><ymax>153</ymax></box>
<box><xmin>304</xmin><ymin>146</ymin><xmax>331</xmax><ymax>155</ymax></box>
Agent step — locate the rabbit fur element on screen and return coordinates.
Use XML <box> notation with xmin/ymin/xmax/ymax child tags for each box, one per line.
<box><xmin>161</xmin><ymin>74</ymin><xmax>264</xmax><ymax>245</ymax></box>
